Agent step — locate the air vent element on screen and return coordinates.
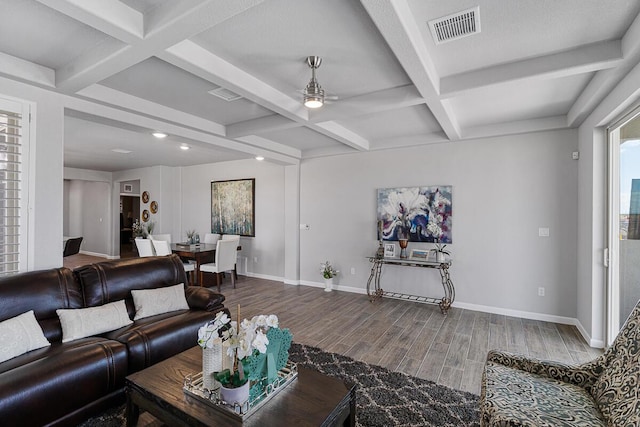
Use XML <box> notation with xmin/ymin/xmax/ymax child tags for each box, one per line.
<box><xmin>428</xmin><ymin>6</ymin><xmax>480</xmax><ymax>45</ymax></box>
<box><xmin>208</xmin><ymin>87</ymin><xmax>242</xmax><ymax>102</ymax></box>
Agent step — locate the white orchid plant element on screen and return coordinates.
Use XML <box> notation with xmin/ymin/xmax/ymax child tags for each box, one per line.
<box><xmin>197</xmin><ymin>311</ymin><xmax>233</xmax><ymax>349</ymax></box>
<box><xmin>212</xmin><ymin>314</ymin><xmax>280</xmax><ymax>388</ymax></box>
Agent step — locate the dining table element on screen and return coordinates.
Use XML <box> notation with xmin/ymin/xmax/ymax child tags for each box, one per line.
<box><xmin>170</xmin><ymin>242</ymin><xmax>241</xmax><ymax>286</ymax></box>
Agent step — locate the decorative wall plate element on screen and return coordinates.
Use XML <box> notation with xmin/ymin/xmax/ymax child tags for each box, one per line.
<box><xmin>142</xmin><ymin>191</ymin><xmax>150</xmax><ymax>203</ymax></box>
<box><xmin>142</xmin><ymin>210</ymin><xmax>150</xmax><ymax>222</ymax></box>
<box><xmin>150</xmin><ymin>200</ymin><xmax>158</xmax><ymax>214</ymax></box>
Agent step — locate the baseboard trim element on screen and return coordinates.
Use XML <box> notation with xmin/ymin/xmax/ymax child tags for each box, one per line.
<box><xmin>244</xmin><ymin>272</ymin><xmax>286</xmax><ymax>282</ymax></box>
<box><xmin>79</xmin><ymin>250</ymin><xmax>118</xmax><ymax>260</ymax></box>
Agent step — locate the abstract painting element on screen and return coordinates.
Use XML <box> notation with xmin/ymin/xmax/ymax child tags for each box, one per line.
<box><xmin>211</xmin><ymin>178</ymin><xmax>255</xmax><ymax>237</ymax></box>
<box><xmin>377</xmin><ymin>186</ymin><xmax>452</xmax><ymax>243</ymax></box>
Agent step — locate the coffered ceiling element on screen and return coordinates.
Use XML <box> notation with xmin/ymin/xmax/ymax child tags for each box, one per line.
<box><xmin>1</xmin><ymin>0</ymin><xmax>639</xmax><ymax>171</ymax></box>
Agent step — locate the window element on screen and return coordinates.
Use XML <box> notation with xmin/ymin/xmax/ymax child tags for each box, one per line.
<box><xmin>0</xmin><ymin>98</ymin><xmax>28</xmax><ymax>275</ymax></box>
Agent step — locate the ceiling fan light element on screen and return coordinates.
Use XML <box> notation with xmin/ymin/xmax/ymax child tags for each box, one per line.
<box><xmin>304</xmin><ymin>95</ymin><xmax>324</xmax><ymax>109</ymax></box>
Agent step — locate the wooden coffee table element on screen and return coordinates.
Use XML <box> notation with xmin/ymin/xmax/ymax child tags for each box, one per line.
<box><xmin>125</xmin><ymin>346</ymin><xmax>356</xmax><ymax>426</ymax></box>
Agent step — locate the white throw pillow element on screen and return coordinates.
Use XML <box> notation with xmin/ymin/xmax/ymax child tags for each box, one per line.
<box><xmin>0</xmin><ymin>310</ymin><xmax>50</xmax><ymax>363</ymax></box>
<box><xmin>131</xmin><ymin>283</ymin><xmax>189</xmax><ymax>320</ymax></box>
<box><xmin>57</xmin><ymin>300</ymin><xmax>133</xmax><ymax>343</ymax></box>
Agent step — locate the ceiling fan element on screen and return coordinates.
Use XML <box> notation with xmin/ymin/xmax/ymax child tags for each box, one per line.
<box><xmin>302</xmin><ymin>56</ymin><xmax>337</xmax><ymax>109</ymax></box>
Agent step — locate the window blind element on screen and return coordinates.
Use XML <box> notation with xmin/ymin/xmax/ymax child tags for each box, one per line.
<box><xmin>0</xmin><ymin>108</ymin><xmax>22</xmax><ymax>275</ymax></box>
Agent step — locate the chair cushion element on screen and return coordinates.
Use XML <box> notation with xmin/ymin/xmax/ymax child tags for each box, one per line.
<box><xmin>482</xmin><ymin>362</ymin><xmax>606</xmax><ymax>426</ymax></box>
<box><xmin>590</xmin><ymin>304</ymin><xmax>640</xmax><ymax>425</ymax></box>
<box><xmin>131</xmin><ymin>283</ymin><xmax>189</xmax><ymax>320</ymax></box>
<box><xmin>0</xmin><ymin>310</ymin><xmax>50</xmax><ymax>363</ymax></box>
<box><xmin>57</xmin><ymin>300</ymin><xmax>133</xmax><ymax>342</ymax></box>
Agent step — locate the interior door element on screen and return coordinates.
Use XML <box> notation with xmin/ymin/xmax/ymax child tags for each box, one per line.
<box><xmin>607</xmin><ymin>108</ymin><xmax>640</xmax><ymax>344</ymax></box>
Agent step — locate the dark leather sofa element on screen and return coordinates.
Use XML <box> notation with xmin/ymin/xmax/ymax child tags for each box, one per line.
<box><xmin>0</xmin><ymin>254</ymin><xmax>228</xmax><ymax>426</ymax></box>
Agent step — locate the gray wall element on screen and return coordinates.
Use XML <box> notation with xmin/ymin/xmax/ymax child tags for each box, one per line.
<box><xmin>299</xmin><ymin>129</ymin><xmax>579</xmax><ymax>318</ymax></box>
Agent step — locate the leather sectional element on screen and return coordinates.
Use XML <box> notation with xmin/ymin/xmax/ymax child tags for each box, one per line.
<box><xmin>0</xmin><ymin>254</ymin><xmax>228</xmax><ymax>426</ymax></box>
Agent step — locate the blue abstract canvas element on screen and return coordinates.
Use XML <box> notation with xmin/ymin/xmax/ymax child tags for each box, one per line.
<box><xmin>377</xmin><ymin>186</ymin><xmax>452</xmax><ymax>243</ymax></box>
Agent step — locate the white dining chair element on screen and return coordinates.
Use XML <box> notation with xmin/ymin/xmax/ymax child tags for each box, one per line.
<box><xmin>199</xmin><ymin>239</ymin><xmax>238</xmax><ymax>292</ymax></box>
<box><xmin>150</xmin><ymin>233</ymin><xmax>172</xmax><ymax>244</ymax></box>
<box><xmin>135</xmin><ymin>238</ymin><xmax>155</xmax><ymax>257</ymax></box>
<box><xmin>151</xmin><ymin>239</ymin><xmax>195</xmax><ymax>286</ymax></box>
<box><xmin>220</xmin><ymin>234</ymin><xmax>240</xmax><ymax>279</ymax></box>
<box><xmin>204</xmin><ymin>233</ymin><xmax>221</xmax><ymax>244</ymax></box>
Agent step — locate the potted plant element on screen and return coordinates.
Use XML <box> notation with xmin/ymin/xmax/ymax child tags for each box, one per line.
<box><xmin>431</xmin><ymin>243</ymin><xmax>450</xmax><ymax>263</ymax></box>
<box><xmin>320</xmin><ymin>261</ymin><xmax>339</xmax><ymax>292</ymax></box>
<box><xmin>214</xmin><ymin>312</ymin><xmax>291</xmax><ymax>408</ymax></box>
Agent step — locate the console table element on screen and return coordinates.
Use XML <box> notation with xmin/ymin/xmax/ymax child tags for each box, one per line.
<box><xmin>366</xmin><ymin>256</ymin><xmax>455</xmax><ymax>314</ymax></box>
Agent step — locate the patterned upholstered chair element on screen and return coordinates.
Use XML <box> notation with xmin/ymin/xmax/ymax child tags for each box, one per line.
<box><xmin>481</xmin><ymin>301</ymin><xmax>640</xmax><ymax>426</ymax></box>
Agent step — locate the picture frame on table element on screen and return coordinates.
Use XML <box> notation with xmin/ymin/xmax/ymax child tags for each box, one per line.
<box><xmin>384</xmin><ymin>243</ymin><xmax>396</xmax><ymax>258</ymax></box>
<box><xmin>410</xmin><ymin>249</ymin><xmax>430</xmax><ymax>260</ymax></box>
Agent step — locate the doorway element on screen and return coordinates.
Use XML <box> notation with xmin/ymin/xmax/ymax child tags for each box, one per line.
<box><xmin>607</xmin><ymin>108</ymin><xmax>640</xmax><ymax>344</ymax></box>
<box><xmin>120</xmin><ymin>181</ymin><xmax>140</xmax><ymax>258</ymax></box>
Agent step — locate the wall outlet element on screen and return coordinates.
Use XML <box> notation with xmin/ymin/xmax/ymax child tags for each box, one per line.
<box><xmin>538</xmin><ymin>227</ymin><xmax>550</xmax><ymax>237</ymax></box>
<box><xmin>253</xmin><ymin>256</ymin><xmax>258</xmax><ymax>263</ymax></box>
<box><xmin>350</xmin><ymin>267</ymin><xmax>356</xmax><ymax>275</ymax></box>
<box><xmin>538</xmin><ymin>287</ymin><xmax>545</xmax><ymax>297</ymax></box>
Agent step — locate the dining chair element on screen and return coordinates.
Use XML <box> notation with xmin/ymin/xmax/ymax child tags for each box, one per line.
<box><xmin>151</xmin><ymin>239</ymin><xmax>195</xmax><ymax>286</ymax></box>
<box><xmin>199</xmin><ymin>239</ymin><xmax>238</xmax><ymax>291</ymax></box>
<box><xmin>221</xmin><ymin>235</ymin><xmax>240</xmax><ymax>279</ymax></box>
<box><xmin>135</xmin><ymin>238</ymin><xmax>155</xmax><ymax>257</ymax></box>
<box><xmin>204</xmin><ymin>233</ymin><xmax>221</xmax><ymax>244</ymax></box>
<box><xmin>150</xmin><ymin>233</ymin><xmax>172</xmax><ymax>244</ymax></box>
<box><xmin>63</xmin><ymin>237</ymin><xmax>83</xmax><ymax>257</ymax></box>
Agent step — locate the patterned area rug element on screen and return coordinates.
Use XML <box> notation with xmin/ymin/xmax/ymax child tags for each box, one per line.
<box><xmin>80</xmin><ymin>343</ymin><xmax>480</xmax><ymax>427</ymax></box>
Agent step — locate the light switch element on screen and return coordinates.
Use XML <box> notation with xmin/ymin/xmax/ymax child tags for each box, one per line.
<box><xmin>538</xmin><ymin>227</ymin><xmax>550</xmax><ymax>237</ymax></box>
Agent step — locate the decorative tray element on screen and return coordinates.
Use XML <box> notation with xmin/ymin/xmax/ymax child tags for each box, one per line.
<box><xmin>183</xmin><ymin>361</ymin><xmax>298</xmax><ymax>421</ymax></box>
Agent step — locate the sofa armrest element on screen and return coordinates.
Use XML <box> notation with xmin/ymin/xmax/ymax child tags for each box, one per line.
<box><xmin>184</xmin><ymin>287</ymin><xmax>226</xmax><ymax>312</ymax></box>
<box><xmin>486</xmin><ymin>349</ymin><xmax>604</xmax><ymax>392</ymax></box>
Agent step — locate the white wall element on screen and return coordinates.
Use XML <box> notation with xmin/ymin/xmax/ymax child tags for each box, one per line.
<box><xmin>180</xmin><ymin>159</ymin><xmax>286</xmax><ymax>279</ymax></box>
<box><xmin>300</xmin><ymin>129</ymin><xmax>579</xmax><ymax>318</ymax></box>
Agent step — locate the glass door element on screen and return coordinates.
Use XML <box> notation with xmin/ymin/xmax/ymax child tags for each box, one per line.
<box><xmin>607</xmin><ymin>109</ymin><xmax>640</xmax><ymax>344</ymax></box>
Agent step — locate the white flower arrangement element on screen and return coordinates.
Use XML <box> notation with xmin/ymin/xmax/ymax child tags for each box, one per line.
<box><xmin>228</xmin><ymin>314</ymin><xmax>279</xmax><ymax>359</ymax></box>
<box><xmin>320</xmin><ymin>261</ymin><xmax>339</xmax><ymax>279</ymax></box>
<box><xmin>197</xmin><ymin>311</ymin><xmax>233</xmax><ymax>349</ymax></box>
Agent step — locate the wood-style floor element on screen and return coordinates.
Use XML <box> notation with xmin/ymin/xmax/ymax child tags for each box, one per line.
<box><xmin>65</xmin><ymin>255</ymin><xmax>602</xmax><ymax>395</ymax></box>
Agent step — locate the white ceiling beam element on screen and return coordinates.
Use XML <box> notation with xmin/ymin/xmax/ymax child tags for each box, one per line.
<box><xmin>309</xmin><ymin>85</ymin><xmax>424</xmax><ymax>122</ymax></box>
<box><xmin>76</xmin><ymin>84</ymin><xmax>226</xmax><ymax>136</ymax></box>
<box><xmin>568</xmin><ymin>13</ymin><xmax>640</xmax><ymax>127</ymax></box>
<box><xmin>441</xmin><ymin>40</ymin><xmax>623</xmax><ymax>98</ymax></box>
<box><xmin>360</xmin><ymin>0</ymin><xmax>461</xmax><ymax>140</ymax></box>
<box><xmin>235</xmin><ymin>135</ymin><xmax>302</xmax><ymax>159</ymax></box>
<box><xmin>53</xmin><ymin>0</ymin><xmax>265</xmax><ymax>93</ymax></box>
<box><xmin>371</xmin><ymin>132</ymin><xmax>448</xmax><ymax>150</ymax></box>
<box><xmin>227</xmin><ymin>115</ymin><xmax>299</xmax><ymax>138</ymax></box>
<box><xmin>0</xmin><ymin>52</ymin><xmax>55</xmax><ymax>88</ymax></box>
<box><xmin>63</xmin><ymin>94</ymin><xmax>299</xmax><ymax>165</ymax></box>
<box><xmin>312</xmin><ymin>122</ymin><xmax>370</xmax><ymax>151</ymax></box>
<box><xmin>36</xmin><ymin>0</ymin><xmax>143</xmax><ymax>43</ymax></box>
<box><xmin>162</xmin><ymin>40</ymin><xmax>370</xmax><ymax>151</ymax></box>
<box><xmin>462</xmin><ymin>115</ymin><xmax>568</xmax><ymax>140</ymax></box>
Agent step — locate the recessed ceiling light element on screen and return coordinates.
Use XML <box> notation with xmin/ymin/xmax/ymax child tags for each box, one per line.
<box><xmin>255</xmin><ymin>156</ymin><xmax>264</xmax><ymax>161</ymax></box>
<box><xmin>111</xmin><ymin>148</ymin><xmax>132</xmax><ymax>154</ymax></box>
<box><xmin>180</xmin><ymin>144</ymin><xmax>190</xmax><ymax>150</ymax></box>
<box><xmin>152</xmin><ymin>132</ymin><xmax>168</xmax><ymax>139</ymax></box>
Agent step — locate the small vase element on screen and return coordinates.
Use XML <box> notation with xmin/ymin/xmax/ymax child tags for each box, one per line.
<box><xmin>324</xmin><ymin>277</ymin><xmax>333</xmax><ymax>292</ymax></box>
<box><xmin>399</xmin><ymin>239</ymin><xmax>409</xmax><ymax>258</ymax></box>
<box><xmin>202</xmin><ymin>345</ymin><xmax>223</xmax><ymax>390</ymax></box>
<box><xmin>436</xmin><ymin>252</ymin><xmax>446</xmax><ymax>263</ymax></box>
<box><xmin>220</xmin><ymin>380</ymin><xmax>250</xmax><ymax>406</ymax></box>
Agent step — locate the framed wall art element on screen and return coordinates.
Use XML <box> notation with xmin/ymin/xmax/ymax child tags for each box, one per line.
<box><xmin>377</xmin><ymin>185</ymin><xmax>452</xmax><ymax>243</ymax></box>
<box><xmin>384</xmin><ymin>243</ymin><xmax>396</xmax><ymax>258</ymax></box>
<box><xmin>211</xmin><ymin>178</ymin><xmax>255</xmax><ymax>237</ymax></box>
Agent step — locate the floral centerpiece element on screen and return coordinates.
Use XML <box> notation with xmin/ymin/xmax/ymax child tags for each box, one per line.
<box><xmin>208</xmin><ymin>308</ymin><xmax>292</xmax><ymax>405</ymax></box>
<box><xmin>198</xmin><ymin>311</ymin><xmax>234</xmax><ymax>390</ymax></box>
